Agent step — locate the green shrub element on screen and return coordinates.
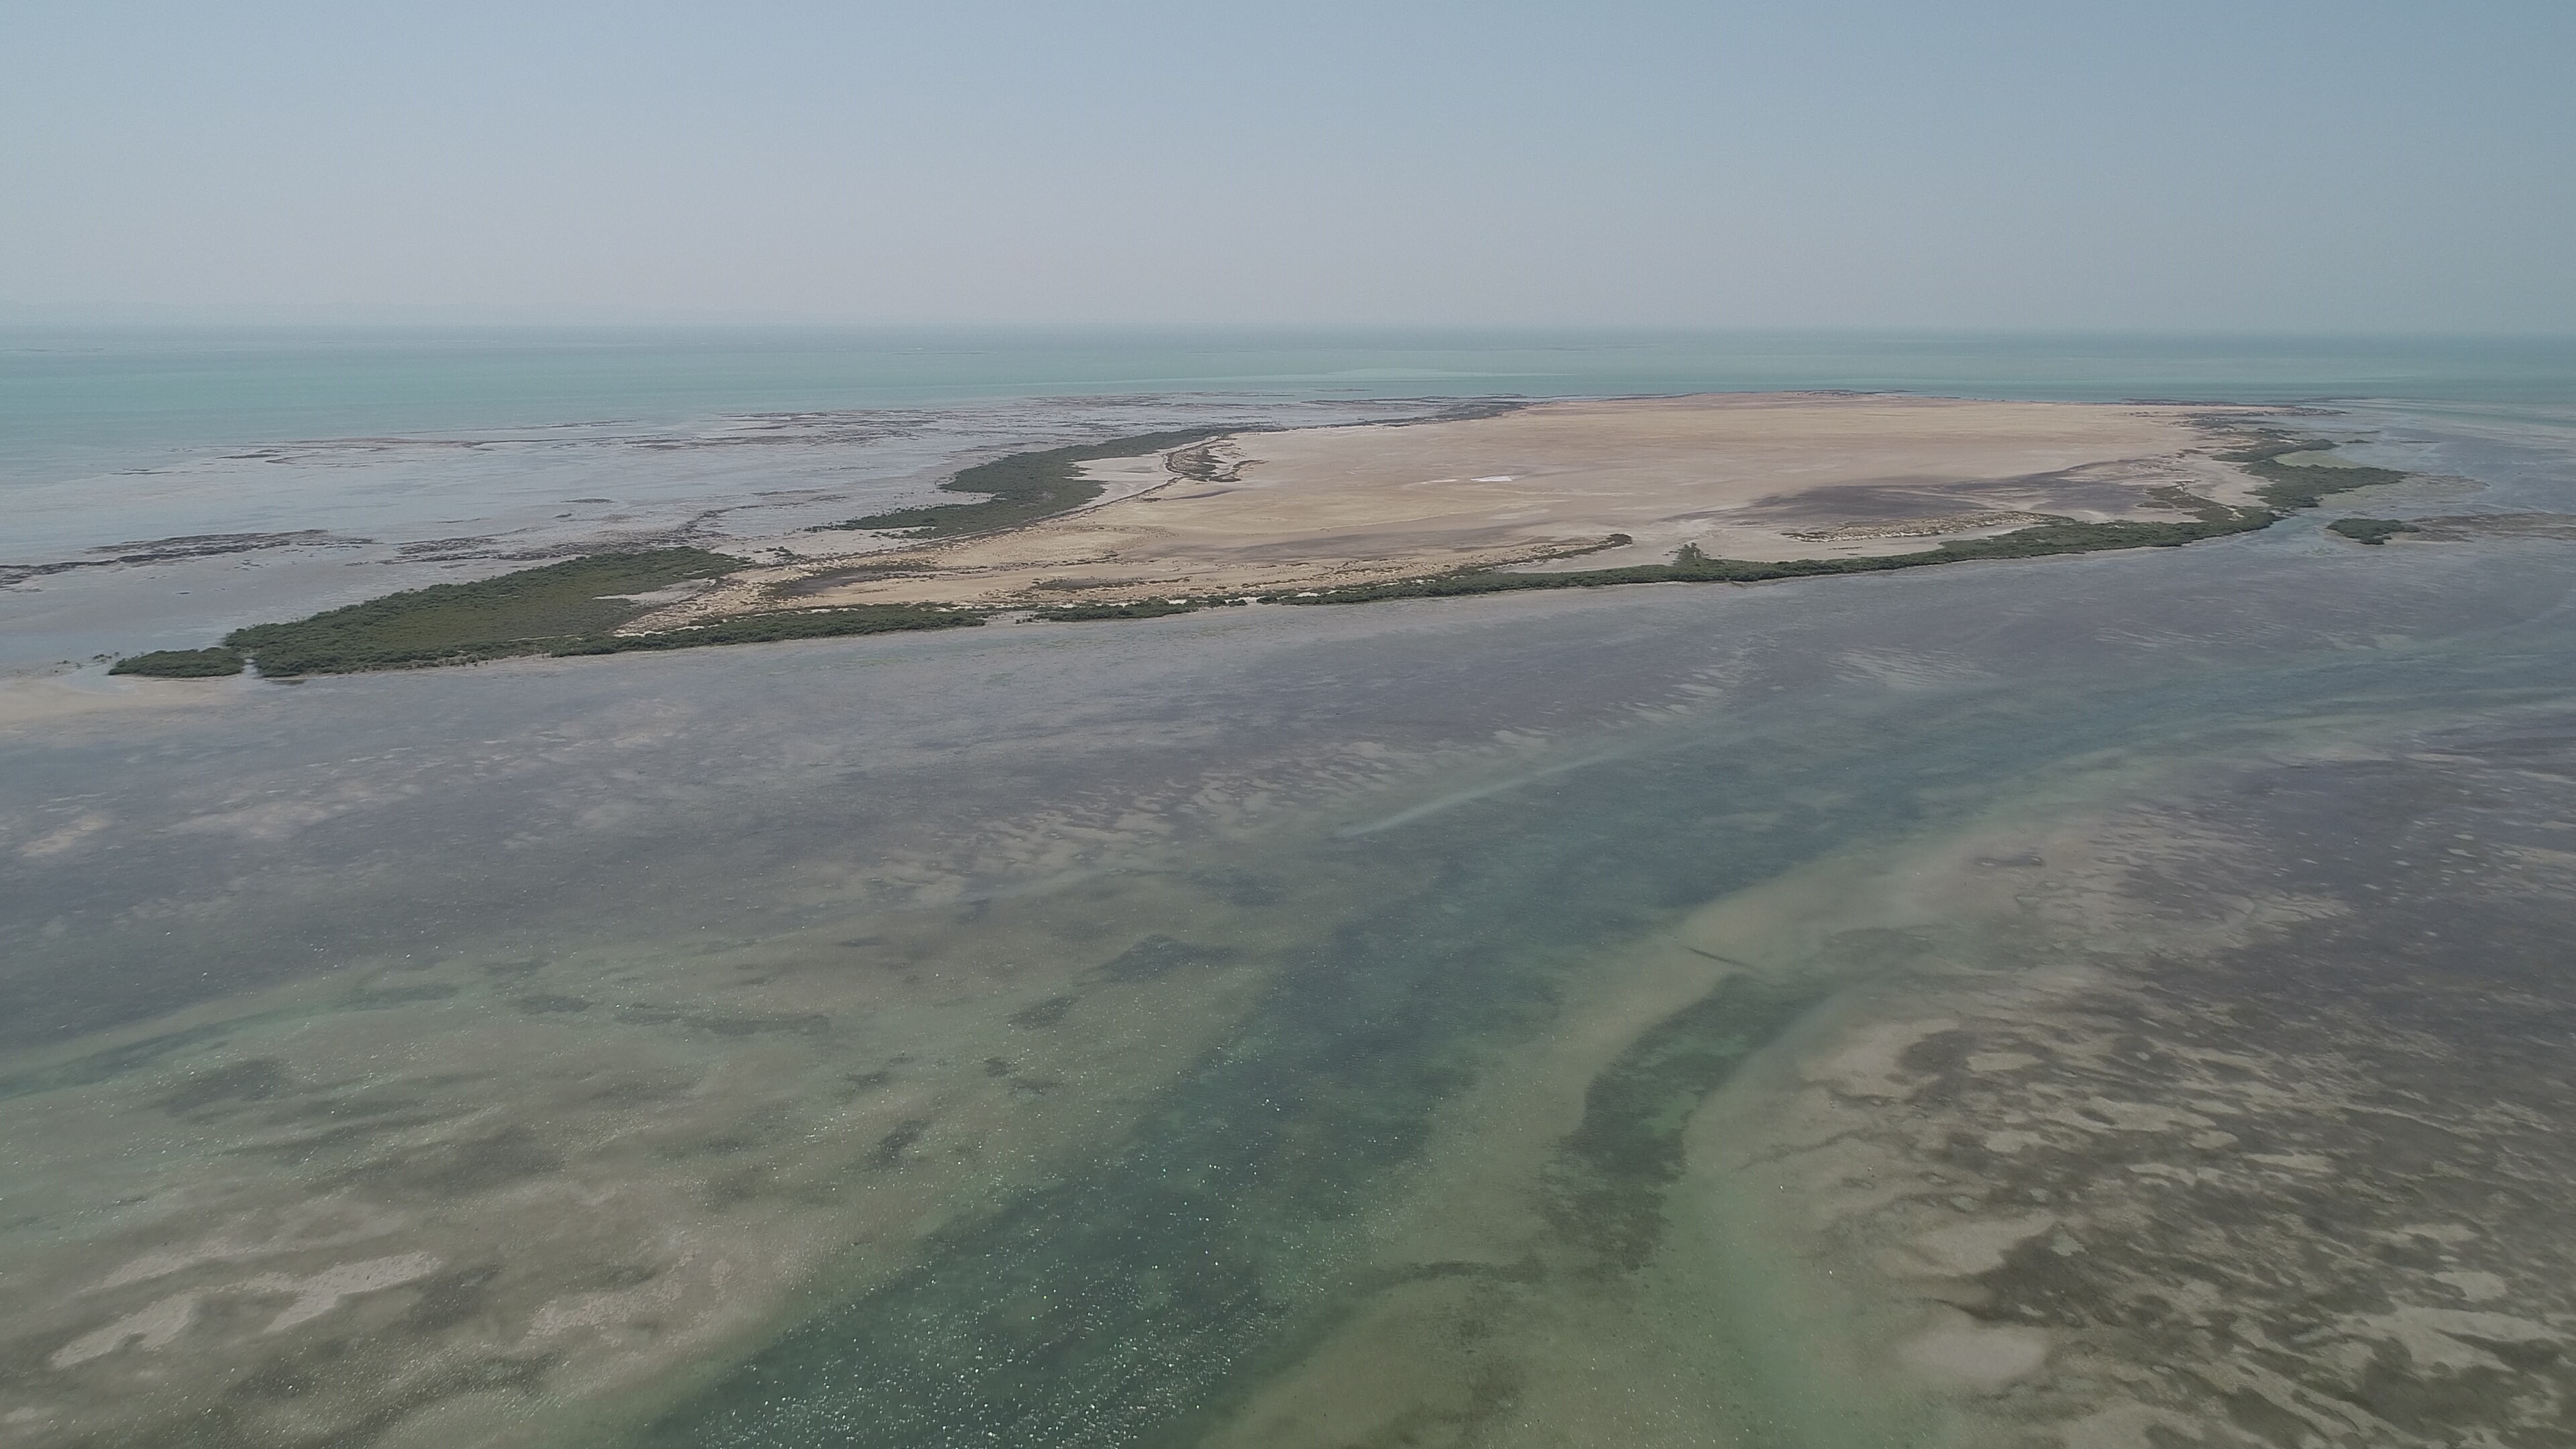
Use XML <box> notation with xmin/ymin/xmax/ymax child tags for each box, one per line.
<box><xmin>108</xmin><ymin>647</ymin><xmax>245</xmax><ymax>678</ymax></box>
<box><xmin>2326</xmin><ymin>517</ymin><xmax>2420</xmax><ymax>545</ymax></box>
<box><xmin>224</xmin><ymin>548</ymin><xmax>741</xmax><ymax>675</ymax></box>
<box><xmin>814</xmin><ymin>429</ymin><xmax>1250</xmax><ymax>539</ymax></box>
<box><xmin>2212</xmin><ymin>433</ymin><xmax>2410</xmax><ymax>511</ymax></box>
<box><xmin>1277</xmin><ymin>508</ymin><xmax>2279</xmax><ymax>606</ymax></box>
<box><xmin>1030</xmin><ymin>599</ymin><xmax>1208</xmax><ymax>621</ymax></box>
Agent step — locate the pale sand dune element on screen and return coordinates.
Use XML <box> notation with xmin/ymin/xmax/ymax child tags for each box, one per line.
<box><xmin>646</xmin><ymin>394</ymin><xmax>2274</xmax><ymax>623</ymax></box>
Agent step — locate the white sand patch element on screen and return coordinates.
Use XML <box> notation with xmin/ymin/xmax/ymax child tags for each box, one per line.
<box><xmin>2387</xmin><ymin>1222</ymin><xmax>2480</xmax><ymax>1244</ymax></box>
<box><xmin>100</xmin><ymin>1240</ymin><xmax>262</xmax><ymax>1292</ymax></box>
<box><xmin>600</xmin><ymin>578</ymin><xmax>718</xmax><ymax>607</ymax></box>
<box><xmin>2351</xmin><ymin>1305</ymin><xmax>2558</xmax><ymax>1372</ymax></box>
<box><xmin>48</xmin><ymin>1293</ymin><xmax>199</xmax><ymax>1368</ymax></box>
<box><xmin>2437</xmin><ymin>1270</ymin><xmax>2510</xmax><ymax>1301</ymax></box>
<box><xmin>1900</xmin><ymin>1213</ymin><xmax>2057</xmax><ymax>1277</ymax></box>
<box><xmin>1801</xmin><ymin>1017</ymin><xmax>1957</xmax><ymax>1099</ymax></box>
<box><xmin>1897</xmin><ymin>1309</ymin><xmax>2048</xmax><ymax>1388</ymax></box>
<box><xmin>57</xmin><ymin>1252</ymin><xmax>446</xmax><ymax>1360</ymax></box>
<box><xmin>96</xmin><ymin>1201</ymin><xmax>408</xmax><ymax>1290</ymax></box>
<box><xmin>240</xmin><ymin>1252</ymin><xmax>443</xmax><ymax>1332</ymax></box>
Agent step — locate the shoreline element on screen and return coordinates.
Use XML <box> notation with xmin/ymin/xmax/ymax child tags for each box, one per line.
<box><xmin>109</xmin><ymin>399</ymin><xmax>2408</xmax><ymax>680</ymax></box>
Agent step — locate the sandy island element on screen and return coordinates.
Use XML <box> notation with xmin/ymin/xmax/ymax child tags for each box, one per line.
<box><xmin>633</xmin><ymin>393</ymin><xmax>2277</xmax><ymax>627</ymax></box>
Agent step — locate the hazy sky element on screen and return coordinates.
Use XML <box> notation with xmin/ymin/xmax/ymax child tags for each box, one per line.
<box><xmin>6</xmin><ymin>1</ymin><xmax>2571</xmax><ymax>330</ymax></box>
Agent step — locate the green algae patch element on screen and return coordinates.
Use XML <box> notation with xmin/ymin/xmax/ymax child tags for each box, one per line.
<box><xmin>815</xmin><ymin>428</ymin><xmax>1243</xmax><ymax>539</ymax></box>
<box><xmin>224</xmin><ymin>547</ymin><xmax>743</xmax><ymax>675</ymax></box>
<box><xmin>2328</xmin><ymin>517</ymin><xmax>2421</xmax><ymax>545</ymax></box>
<box><xmin>109</xmin><ymin>646</ymin><xmax>246</xmax><ymax>678</ymax></box>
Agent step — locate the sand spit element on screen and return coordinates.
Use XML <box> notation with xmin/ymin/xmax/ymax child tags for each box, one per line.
<box><xmin>635</xmin><ymin>394</ymin><xmax>2279</xmax><ymax>624</ymax></box>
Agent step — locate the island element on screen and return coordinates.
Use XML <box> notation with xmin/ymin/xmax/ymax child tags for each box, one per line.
<box><xmin>112</xmin><ymin>393</ymin><xmax>2405</xmax><ymax>677</ymax></box>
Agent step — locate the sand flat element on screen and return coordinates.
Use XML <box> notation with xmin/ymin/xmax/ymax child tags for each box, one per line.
<box><xmin>657</xmin><ymin>394</ymin><xmax>2272</xmax><ymax>620</ymax></box>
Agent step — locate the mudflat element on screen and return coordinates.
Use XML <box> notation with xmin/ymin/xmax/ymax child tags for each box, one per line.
<box><xmin>639</xmin><ymin>393</ymin><xmax>2274</xmax><ymax>623</ymax></box>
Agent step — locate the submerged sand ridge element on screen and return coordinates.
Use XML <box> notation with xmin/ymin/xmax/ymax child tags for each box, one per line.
<box><xmin>1191</xmin><ymin>716</ymin><xmax>2576</xmax><ymax>1448</ymax></box>
<box><xmin>1682</xmin><ymin>724</ymin><xmax>2576</xmax><ymax>1447</ymax></box>
<box><xmin>641</xmin><ymin>394</ymin><xmax>2278</xmax><ymax>622</ymax></box>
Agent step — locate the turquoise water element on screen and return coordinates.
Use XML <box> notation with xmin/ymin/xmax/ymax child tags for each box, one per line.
<box><xmin>5</xmin><ymin>331</ymin><xmax>2576</xmax><ymax>1446</ymax></box>
<box><xmin>7</xmin><ymin>327</ymin><xmax>2571</xmax><ymax>673</ymax></box>
<box><xmin>11</xmin><ymin>327</ymin><xmax>2576</xmax><ymax>468</ymax></box>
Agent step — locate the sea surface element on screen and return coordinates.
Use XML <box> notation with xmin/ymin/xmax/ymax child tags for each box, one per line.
<box><xmin>5</xmin><ymin>330</ymin><xmax>2576</xmax><ymax>1447</ymax></box>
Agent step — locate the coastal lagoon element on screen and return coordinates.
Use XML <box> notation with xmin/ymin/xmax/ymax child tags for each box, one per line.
<box><xmin>7</xmin><ymin>332</ymin><xmax>2576</xmax><ymax>1446</ymax></box>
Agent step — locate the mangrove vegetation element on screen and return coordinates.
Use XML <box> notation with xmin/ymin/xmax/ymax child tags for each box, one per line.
<box><xmin>2215</xmin><ymin>432</ymin><xmax>2410</xmax><ymax>511</ymax></box>
<box><xmin>117</xmin><ymin>548</ymin><xmax>981</xmax><ymax>678</ymax></box>
<box><xmin>1275</xmin><ymin>508</ymin><xmax>2280</xmax><ymax>606</ymax></box>
<box><xmin>217</xmin><ymin>549</ymin><xmax>743</xmax><ymax>675</ymax></box>
<box><xmin>814</xmin><ymin>429</ymin><xmax>1244</xmax><ymax>539</ymax></box>
<box><xmin>107</xmin><ymin>647</ymin><xmax>246</xmax><ymax>679</ymax></box>
<box><xmin>2328</xmin><ymin>517</ymin><xmax>2422</xmax><ymax>545</ymax></box>
<box><xmin>111</xmin><ymin>429</ymin><xmax>2419</xmax><ymax>678</ymax></box>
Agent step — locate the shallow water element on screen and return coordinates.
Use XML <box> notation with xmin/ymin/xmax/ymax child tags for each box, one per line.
<box><xmin>9</xmin><ymin>328</ymin><xmax>2575</xmax><ymax>672</ymax></box>
<box><xmin>5</xmin><ymin>334</ymin><xmax>2576</xmax><ymax>1446</ymax></box>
